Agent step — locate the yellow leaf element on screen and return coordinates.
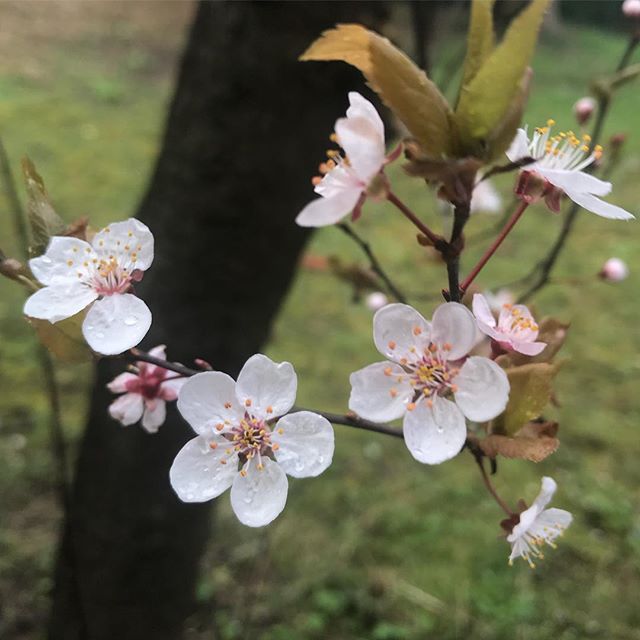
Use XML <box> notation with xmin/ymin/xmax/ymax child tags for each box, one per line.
<box><xmin>456</xmin><ymin>0</ymin><xmax>550</xmax><ymax>145</ymax></box>
<box><xmin>460</xmin><ymin>0</ymin><xmax>496</xmax><ymax>90</ymax></box>
<box><xmin>27</xmin><ymin>311</ymin><xmax>93</xmax><ymax>364</ymax></box>
<box><xmin>300</xmin><ymin>24</ymin><xmax>454</xmax><ymax>158</ymax></box>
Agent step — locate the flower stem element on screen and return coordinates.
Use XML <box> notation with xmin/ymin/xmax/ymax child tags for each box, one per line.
<box><xmin>474</xmin><ymin>455</ymin><xmax>514</xmax><ymax>517</ymax></box>
<box><xmin>460</xmin><ymin>201</ymin><xmax>528</xmax><ymax>294</ymax></box>
<box><xmin>387</xmin><ymin>190</ymin><xmax>444</xmax><ymax>247</ymax></box>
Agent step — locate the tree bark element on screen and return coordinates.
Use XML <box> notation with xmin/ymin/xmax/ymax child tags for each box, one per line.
<box><xmin>49</xmin><ymin>2</ymin><xmax>388</xmax><ymax>639</ymax></box>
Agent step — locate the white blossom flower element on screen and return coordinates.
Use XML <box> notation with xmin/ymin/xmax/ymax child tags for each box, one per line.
<box><xmin>472</xmin><ymin>294</ymin><xmax>546</xmax><ymax>356</ymax></box>
<box><xmin>506</xmin><ymin>122</ymin><xmax>634</xmax><ymax>220</ymax></box>
<box><xmin>296</xmin><ymin>92</ymin><xmax>389</xmax><ymax>227</ymax></box>
<box><xmin>507</xmin><ymin>476</ymin><xmax>572</xmax><ymax>567</ymax></box>
<box><xmin>470</xmin><ymin>179</ymin><xmax>502</xmax><ymax>215</ymax></box>
<box><xmin>107</xmin><ymin>345</ymin><xmax>186</xmax><ymax>433</ymax></box>
<box><xmin>349</xmin><ymin>303</ymin><xmax>509</xmax><ymax>465</ymax></box>
<box><xmin>366</xmin><ymin>291</ymin><xmax>389</xmax><ymax>312</ymax></box>
<box><xmin>24</xmin><ymin>218</ymin><xmax>154</xmax><ymax>355</ymax></box>
<box><xmin>599</xmin><ymin>257</ymin><xmax>629</xmax><ymax>282</ymax></box>
<box><xmin>170</xmin><ymin>354</ymin><xmax>334</xmax><ymax>527</ymax></box>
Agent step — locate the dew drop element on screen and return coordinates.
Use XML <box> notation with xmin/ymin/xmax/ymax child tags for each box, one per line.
<box><xmin>124</xmin><ymin>315</ymin><xmax>138</xmax><ymax>326</ymax></box>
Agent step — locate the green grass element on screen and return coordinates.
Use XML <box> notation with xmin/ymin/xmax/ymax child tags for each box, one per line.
<box><xmin>1</xmin><ymin>18</ymin><xmax>640</xmax><ymax>640</ymax></box>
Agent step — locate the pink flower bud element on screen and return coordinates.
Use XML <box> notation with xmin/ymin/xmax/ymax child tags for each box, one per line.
<box><xmin>365</xmin><ymin>291</ymin><xmax>388</xmax><ymax>311</ymax></box>
<box><xmin>599</xmin><ymin>257</ymin><xmax>629</xmax><ymax>282</ymax></box>
<box><xmin>623</xmin><ymin>0</ymin><xmax>640</xmax><ymax>18</ymax></box>
<box><xmin>573</xmin><ymin>97</ymin><xmax>596</xmax><ymax>125</ymax></box>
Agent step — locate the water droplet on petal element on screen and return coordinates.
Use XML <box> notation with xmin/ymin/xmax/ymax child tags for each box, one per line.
<box><xmin>124</xmin><ymin>315</ymin><xmax>138</xmax><ymax>326</ymax></box>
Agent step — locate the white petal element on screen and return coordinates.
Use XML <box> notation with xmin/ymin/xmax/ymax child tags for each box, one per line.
<box><xmin>29</xmin><ymin>236</ymin><xmax>97</xmax><ymax>286</ymax></box>
<box><xmin>159</xmin><ymin>376</ymin><xmax>186</xmax><ymax>401</ymax></box>
<box><xmin>431</xmin><ymin>302</ymin><xmax>477</xmax><ymax>360</ymax></box>
<box><xmin>107</xmin><ymin>372</ymin><xmax>138</xmax><ymax>393</ymax></box>
<box><xmin>506</xmin><ymin>128</ymin><xmax>530</xmax><ymax>162</ymax></box>
<box><xmin>346</xmin><ymin>92</ymin><xmax>384</xmax><ymax>143</ymax></box>
<box><xmin>472</xmin><ymin>294</ymin><xmax>497</xmax><ymax>328</ymax></box>
<box><xmin>295</xmin><ymin>188</ymin><xmax>362</xmax><ymax>227</ymax></box>
<box><xmin>92</xmin><ymin>218</ymin><xmax>154</xmax><ymax>270</ymax></box>
<box><xmin>177</xmin><ymin>371</ymin><xmax>243</xmax><ymax>435</ymax></box>
<box><xmin>348</xmin><ymin>361</ymin><xmax>413</xmax><ymax>422</ymax></box>
<box><xmin>148</xmin><ymin>344</ymin><xmax>167</xmax><ymax>360</ymax></box>
<box><xmin>272</xmin><ymin>411</ymin><xmax>334</xmax><ymax>478</ymax></box>
<box><xmin>235</xmin><ymin>354</ymin><xmax>297</xmax><ymax>419</ymax></box>
<box><xmin>373</xmin><ymin>303</ymin><xmax>431</xmax><ymax>364</ymax></box>
<box><xmin>335</xmin><ymin>115</ymin><xmax>385</xmax><ymax>183</ymax></box>
<box><xmin>402</xmin><ymin>396</ymin><xmax>467</xmax><ymax>465</ymax></box>
<box><xmin>536</xmin><ymin>507</ymin><xmax>573</xmax><ymax>533</ymax></box>
<box><xmin>454</xmin><ymin>356</ymin><xmax>509</xmax><ymax>422</ymax></box>
<box><xmin>531</xmin><ymin>476</ymin><xmax>557</xmax><ymax>512</ymax></box>
<box><xmin>564</xmin><ymin>189</ymin><xmax>635</xmax><ymax>220</ymax></box>
<box><xmin>82</xmin><ymin>294</ymin><xmax>152</xmax><ymax>355</ymax></box>
<box><xmin>108</xmin><ymin>393</ymin><xmax>144</xmax><ymax>426</ymax></box>
<box><xmin>230</xmin><ymin>458</ymin><xmax>288</xmax><ymax>527</ymax></box>
<box><xmin>169</xmin><ymin>434</ymin><xmax>239</xmax><ymax>503</ymax></box>
<box><xmin>537</xmin><ymin>168</ymin><xmax>611</xmax><ymax>197</ymax></box>
<box><xmin>511</xmin><ymin>340</ymin><xmax>547</xmax><ymax>356</ymax></box>
<box><xmin>141</xmin><ymin>400</ymin><xmax>166</xmax><ymax>433</ymax></box>
<box><xmin>24</xmin><ymin>284</ymin><xmax>98</xmax><ymax>323</ymax></box>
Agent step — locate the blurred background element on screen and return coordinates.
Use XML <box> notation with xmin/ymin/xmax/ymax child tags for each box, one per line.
<box><xmin>0</xmin><ymin>1</ymin><xmax>639</xmax><ymax>639</ymax></box>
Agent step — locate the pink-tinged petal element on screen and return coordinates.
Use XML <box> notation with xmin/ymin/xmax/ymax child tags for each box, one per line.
<box><xmin>346</xmin><ymin>92</ymin><xmax>384</xmax><ymax>143</ymax></box>
<box><xmin>335</xmin><ymin>115</ymin><xmax>385</xmax><ymax>183</ymax></box>
<box><xmin>230</xmin><ymin>458</ymin><xmax>288</xmax><ymax>527</ymax></box>
<box><xmin>107</xmin><ymin>372</ymin><xmax>139</xmax><ymax>393</ymax></box>
<box><xmin>402</xmin><ymin>396</ymin><xmax>466</xmax><ymax>465</ymax></box>
<box><xmin>563</xmin><ymin>189</ymin><xmax>635</xmax><ymax>220</ymax></box>
<box><xmin>92</xmin><ymin>218</ymin><xmax>154</xmax><ymax>271</ymax></box>
<box><xmin>272</xmin><ymin>411</ymin><xmax>334</xmax><ymax>478</ymax></box>
<box><xmin>472</xmin><ymin>294</ymin><xmax>497</xmax><ymax>328</ymax></box>
<box><xmin>373</xmin><ymin>303</ymin><xmax>431</xmax><ymax>364</ymax></box>
<box><xmin>160</xmin><ymin>376</ymin><xmax>187</xmax><ymax>401</ymax></box>
<box><xmin>349</xmin><ymin>361</ymin><xmax>413</xmax><ymax>423</ymax></box>
<box><xmin>531</xmin><ymin>476</ymin><xmax>557</xmax><ymax>513</ymax></box>
<box><xmin>511</xmin><ymin>340</ymin><xmax>547</xmax><ymax>356</ymax></box>
<box><xmin>431</xmin><ymin>302</ymin><xmax>477</xmax><ymax>360</ymax></box>
<box><xmin>506</xmin><ymin>128</ymin><xmax>530</xmax><ymax>163</ymax></box>
<box><xmin>235</xmin><ymin>354</ymin><xmax>297</xmax><ymax>420</ymax></box>
<box><xmin>537</xmin><ymin>168</ymin><xmax>610</xmax><ymax>197</ymax></box>
<box><xmin>28</xmin><ymin>236</ymin><xmax>97</xmax><ymax>286</ymax></box>
<box><xmin>295</xmin><ymin>188</ymin><xmax>362</xmax><ymax>227</ymax></box>
<box><xmin>169</xmin><ymin>434</ymin><xmax>239</xmax><ymax>503</ymax></box>
<box><xmin>108</xmin><ymin>392</ymin><xmax>144</xmax><ymax>426</ymax></box>
<box><xmin>141</xmin><ymin>400</ymin><xmax>166</xmax><ymax>433</ymax></box>
<box><xmin>82</xmin><ymin>293</ymin><xmax>151</xmax><ymax>355</ymax></box>
<box><xmin>148</xmin><ymin>344</ymin><xmax>167</xmax><ymax>360</ymax></box>
<box><xmin>177</xmin><ymin>371</ymin><xmax>243</xmax><ymax>435</ymax></box>
<box><xmin>454</xmin><ymin>356</ymin><xmax>509</xmax><ymax>422</ymax></box>
<box><xmin>24</xmin><ymin>284</ymin><xmax>98</xmax><ymax>323</ymax></box>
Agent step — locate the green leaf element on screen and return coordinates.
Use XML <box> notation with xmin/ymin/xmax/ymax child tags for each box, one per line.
<box><xmin>460</xmin><ymin>0</ymin><xmax>495</xmax><ymax>90</ymax></box>
<box><xmin>300</xmin><ymin>24</ymin><xmax>454</xmax><ymax>158</ymax></box>
<box><xmin>494</xmin><ymin>362</ymin><xmax>559</xmax><ymax>435</ymax></box>
<box><xmin>455</xmin><ymin>0</ymin><xmax>550</xmax><ymax>148</ymax></box>
<box><xmin>22</xmin><ymin>157</ymin><xmax>66</xmax><ymax>256</ymax></box>
<box><xmin>27</xmin><ymin>311</ymin><xmax>93</xmax><ymax>364</ymax></box>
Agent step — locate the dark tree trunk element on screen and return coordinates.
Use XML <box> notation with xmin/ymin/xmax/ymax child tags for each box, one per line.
<box><xmin>49</xmin><ymin>2</ymin><xmax>388</xmax><ymax>639</ymax></box>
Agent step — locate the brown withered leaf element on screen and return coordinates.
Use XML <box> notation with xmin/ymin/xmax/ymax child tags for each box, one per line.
<box><xmin>480</xmin><ymin>420</ymin><xmax>559</xmax><ymax>462</ymax></box>
<box><xmin>300</xmin><ymin>24</ymin><xmax>455</xmax><ymax>158</ymax></box>
<box><xmin>28</xmin><ymin>311</ymin><xmax>93</xmax><ymax>363</ymax></box>
<box><xmin>494</xmin><ymin>361</ymin><xmax>560</xmax><ymax>435</ymax></box>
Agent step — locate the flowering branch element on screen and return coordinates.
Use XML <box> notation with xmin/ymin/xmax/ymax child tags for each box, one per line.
<box><xmin>336</xmin><ymin>223</ymin><xmax>408</xmax><ymax>303</ymax></box>
<box><xmin>444</xmin><ymin>201</ymin><xmax>470</xmax><ymax>302</ymax></box>
<box><xmin>387</xmin><ymin>190</ymin><xmax>445</xmax><ymax>248</ymax></box>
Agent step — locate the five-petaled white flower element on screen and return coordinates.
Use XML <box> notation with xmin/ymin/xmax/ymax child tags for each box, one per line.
<box><xmin>107</xmin><ymin>345</ymin><xmax>186</xmax><ymax>433</ymax></box>
<box><xmin>24</xmin><ymin>218</ymin><xmax>154</xmax><ymax>355</ymax></box>
<box><xmin>349</xmin><ymin>303</ymin><xmax>509</xmax><ymax>465</ymax></box>
<box><xmin>507</xmin><ymin>476</ymin><xmax>572</xmax><ymax>568</ymax></box>
<box><xmin>296</xmin><ymin>92</ymin><xmax>391</xmax><ymax>227</ymax></box>
<box><xmin>506</xmin><ymin>122</ymin><xmax>634</xmax><ymax>220</ymax></box>
<box><xmin>170</xmin><ymin>354</ymin><xmax>335</xmax><ymax>527</ymax></box>
<box><xmin>472</xmin><ymin>294</ymin><xmax>546</xmax><ymax>357</ymax></box>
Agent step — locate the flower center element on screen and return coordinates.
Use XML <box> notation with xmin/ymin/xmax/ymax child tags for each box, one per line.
<box><xmin>409</xmin><ymin>348</ymin><xmax>459</xmax><ymax>400</ymax></box>
<box><xmin>310</xmin><ymin>132</ymin><xmax>352</xmax><ymax>187</ymax></box>
<box><xmin>499</xmin><ymin>304</ymin><xmax>538</xmax><ymax>337</ymax></box>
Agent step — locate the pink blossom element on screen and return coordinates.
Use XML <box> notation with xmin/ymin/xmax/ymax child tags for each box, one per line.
<box><xmin>472</xmin><ymin>294</ymin><xmax>546</xmax><ymax>357</ymax></box>
<box><xmin>599</xmin><ymin>257</ymin><xmax>629</xmax><ymax>282</ymax></box>
<box><xmin>623</xmin><ymin>0</ymin><xmax>640</xmax><ymax>18</ymax></box>
<box><xmin>108</xmin><ymin>345</ymin><xmax>185</xmax><ymax>433</ymax></box>
<box><xmin>572</xmin><ymin>97</ymin><xmax>596</xmax><ymax>125</ymax></box>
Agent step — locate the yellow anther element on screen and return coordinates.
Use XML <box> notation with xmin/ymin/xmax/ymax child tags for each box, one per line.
<box><xmin>413</xmin><ymin>326</ymin><xmax>422</xmax><ymax>336</ymax></box>
<box><xmin>384</xmin><ymin>367</ymin><xmax>393</xmax><ymax>377</ymax></box>
<box><xmin>244</xmin><ymin>398</ymin><xmax>252</xmax><ymax>407</ymax></box>
<box><xmin>209</xmin><ymin>442</ymin><xmax>218</xmax><ymax>450</ymax></box>
<box><xmin>216</xmin><ymin>423</ymin><xmax>224</xmax><ymax>431</ymax></box>
<box><xmin>311</xmin><ymin>176</ymin><xmax>322</xmax><ymax>186</ymax></box>
<box><xmin>266</xmin><ymin>405</ymin><xmax>273</xmax><ymax>414</ymax></box>
<box><xmin>67</xmin><ymin>260</ymin><xmax>73</xmax><ymax>266</ymax></box>
<box><xmin>407</xmin><ymin>402</ymin><xmax>416</xmax><ymax>411</ymax></box>
<box><xmin>389</xmin><ymin>388</ymin><xmax>398</xmax><ymax>398</ymax></box>
<box><xmin>277</xmin><ymin>428</ymin><xmax>284</xmax><ymax>435</ymax></box>
<box><xmin>547</xmin><ymin>119</ymin><xmax>555</xmax><ymax>127</ymax></box>
<box><xmin>388</xmin><ymin>340</ymin><xmax>396</xmax><ymax>350</ymax></box>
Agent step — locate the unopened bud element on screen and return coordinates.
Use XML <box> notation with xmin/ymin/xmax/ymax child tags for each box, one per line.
<box><xmin>622</xmin><ymin>0</ymin><xmax>640</xmax><ymax>19</ymax></box>
<box><xmin>609</xmin><ymin>132</ymin><xmax>627</xmax><ymax>150</ymax></box>
<box><xmin>365</xmin><ymin>291</ymin><xmax>389</xmax><ymax>311</ymax></box>
<box><xmin>194</xmin><ymin>358</ymin><xmax>214</xmax><ymax>371</ymax></box>
<box><xmin>599</xmin><ymin>257</ymin><xmax>629</xmax><ymax>282</ymax></box>
<box><xmin>0</xmin><ymin>257</ymin><xmax>26</xmax><ymax>281</ymax></box>
<box><xmin>573</xmin><ymin>96</ymin><xmax>596</xmax><ymax>125</ymax></box>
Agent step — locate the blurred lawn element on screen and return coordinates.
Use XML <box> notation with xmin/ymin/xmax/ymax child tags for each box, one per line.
<box><xmin>1</xmin><ymin>10</ymin><xmax>640</xmax><ymax>640</ymax></box>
